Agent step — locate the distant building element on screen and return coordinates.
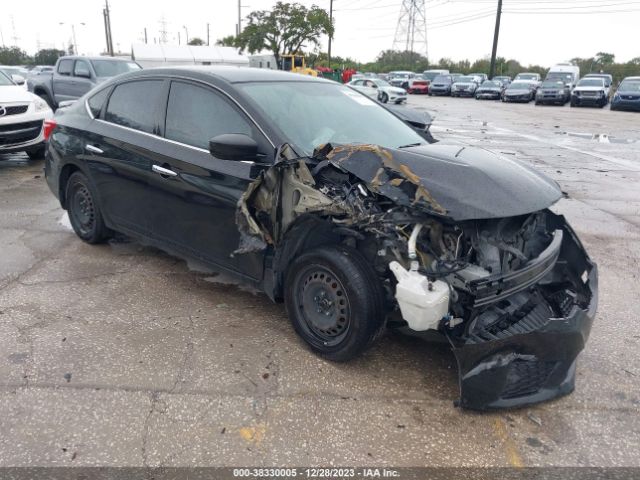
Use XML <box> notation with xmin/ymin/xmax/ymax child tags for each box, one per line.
<box><xmin>131</xmin><ymin>44</ymin><xmax>249</xmax><ymax>68</ymax></box>
<box><xmin>249</xmin><ymin>54</ymin><xmax>277</xmax><ymax>70</ymax></box>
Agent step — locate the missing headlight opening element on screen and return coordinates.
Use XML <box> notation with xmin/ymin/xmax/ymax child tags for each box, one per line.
<box><xmin>237</xmin><ymin>143</ymin><xmax>597</xmax><ymax>410</ymax></box>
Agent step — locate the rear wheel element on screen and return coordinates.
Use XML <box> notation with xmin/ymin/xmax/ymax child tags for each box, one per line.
<box><xmin>37</xmin><ymin>92</ymin><xmax>55</xmax><ymax>110</ymax></box>
<box><xmin>284</xmin><ymin>245</ymin><xmax>385</xmax><ymax>362</ymax></box>
<box><xmin>66</xmin><ymin>171</ymin><xmax>110</xmax><ymax>244</ymax></box>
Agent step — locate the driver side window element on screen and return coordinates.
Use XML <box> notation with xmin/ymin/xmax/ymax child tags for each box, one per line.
<box><xmin>164</xmin><ymin>81</ymin><xmax>254</xmax><ymax>150</ymax></box>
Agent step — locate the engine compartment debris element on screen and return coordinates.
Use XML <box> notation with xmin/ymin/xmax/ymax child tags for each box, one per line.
<box><xmin>237</xmin><ymin>142</ymin><xmax>597</xmax><ymax>410</ymax></box>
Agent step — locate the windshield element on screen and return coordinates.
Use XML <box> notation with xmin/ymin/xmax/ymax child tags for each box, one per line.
<box><xmin>455</xmin><ymin>76</ymin><xmax>475</xmax><ymax>83</ymax></box>
<box><xmin>508</xmin><ymin>82</ymin><xmax>530</xmax><ymax>89</ymax></box>
<box><xmin>238</xmin><ymin>82</ymin><xmax>426</xmax><ymax>156</ymax></box>
<box><xmin>541</xmin><ymin>81</ymin><xmax>564</xmax><ymax>88</ymax></box>
<box><xmin>433</xmin><ymin>75</ymin><xmax>451</xmax><ymax>83</ymax></box>
<box><xmin>91</xmin><ymin>60</ymin><xmax>141</xmax><ymax>77</ymax></box>
<box><xmin>0</xmin><ymin>71</ymin><xmax>14</xmax><ymax>86</ymax></box>
<box><xmin>375</xmin><ymin>79</ymin><xmax>391</xmax><ymax>87</ymax></box>
<box><xmin>547</xmin><ymin>72</ymin><xmax>573</xmax><ymax>82</ymax></box>
<box><xmin>481</xmin><ymin>80</ymin><xmax>499</xmax><ymax>87</ymax></box>
<box><xmin>422</xmin><ymin>72</ymin><xmax>442</xmax><ymax>81</ymax></box>
<box><xmin>516</xmin><ymin>74</ymin><xmax>537</xmax><ymax>80</ymax></box>
<box><xmin>577</xmin><ymin>78</ymin><xmax>604</xmax><ymax>87</ymax></box>
<box><xmin>619</xmin><ymin>80</ymin><xmax>640</xmax><ymax>91</ymax></box>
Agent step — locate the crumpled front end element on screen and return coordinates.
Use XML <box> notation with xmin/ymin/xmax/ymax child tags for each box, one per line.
<box><xmin>235</xmin><ymin>142</ymin><xmax>597</xmax><ymax>410</ymax></box>
<box><xmin>445</xmin><ymin>213</ymin><xmax>597</xmax><ymax>410</ymax></box>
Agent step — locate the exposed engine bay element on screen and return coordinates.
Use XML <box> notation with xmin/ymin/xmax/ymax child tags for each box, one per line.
<box><xmin>237</xmin><ymin>143</ymin><xmax>597</xmax><ymax>410</ymax></box>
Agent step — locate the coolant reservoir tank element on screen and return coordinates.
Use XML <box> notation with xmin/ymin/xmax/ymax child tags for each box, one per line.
<box><xmin>390</xmin><ymin>261</ymin><xmax>450</xmax><ymax>331</ymax></box>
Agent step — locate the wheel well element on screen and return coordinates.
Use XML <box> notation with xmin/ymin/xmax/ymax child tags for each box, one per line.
<box><xmin>269</xmin><ymin>216</ymin><xmax>341</xmax><ymax>301</ymax></box>
<box><xmin>58</xmin><ymin>164</ymin><xmax>81</xmax><ymax>209</ymax></box>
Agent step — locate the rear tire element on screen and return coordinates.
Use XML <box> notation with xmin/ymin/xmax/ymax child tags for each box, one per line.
<box><xmin>65</xmin><ymin>171</ymin><xmax>110</xmax><ymax>244</ymax></box>
<box><xmin>284</xmin><ymin>245</ymin><xmax>385</xmax><ymax>362</ymax></box>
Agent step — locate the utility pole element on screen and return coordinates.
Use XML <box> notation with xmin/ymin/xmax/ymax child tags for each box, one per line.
<box><xmin>144</xmin><ymin>28</ymin><xmax>148</xmax><ymax>44</ymax></box>
<box><xmin>489</xmin><ymin>0</ymin><xmax>502</xmax><ymax>79</ymax></box>
<box><xmin>206</xmin><ymin>23</ymin><xmax>210</xmax><ymax>45</ymax></box>
<box><xmin>238</xmin><ymin>0</ymin><xmax>242</xmax><ymax>35</ymax></box>
<box><xmin>328</xmin><ymin>0</ymin><xmax>334</xmax><ymax>69</ymax></box>
<box><xmin>183</xmin><ymin>26</ymin><xmax>189</xmax><ymax>44</ymax></box>
<box><xmin>103</xmin><ymin>0</ymin><xmax>114</xmax><ymax>56</ymax></box>
<box><xmin>178</xmin><ymin>31</ymin><xmax>181</xmax><ymax>45</ymax></box>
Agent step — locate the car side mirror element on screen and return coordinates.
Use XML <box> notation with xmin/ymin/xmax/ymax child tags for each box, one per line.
<box><xmin>11</xmin><ymin>74</ymin><xmax>25</xmax><ymax>85</ymax></box>
<box><xmin>209</xmin><ymin>133</ymin><xmax>259</xmax><ymax>161</ymax></box>
<box><xmin>75</xmin><ymin>70</ymin><xmax>91</xmax><ymax>79</ymax></box>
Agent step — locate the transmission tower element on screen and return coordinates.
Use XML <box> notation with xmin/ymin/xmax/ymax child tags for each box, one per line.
<box><xmin>159</xmin><ymin>16</ymin><xmax>169</xmax><ymax>44</ymax></box>
<box><xmin>392</xmin><ymin>0</ymin><xmax>428</xmax><ymax>59</ymax></box>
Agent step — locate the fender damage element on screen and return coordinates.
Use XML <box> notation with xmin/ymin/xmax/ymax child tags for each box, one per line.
<box><xmin>237</xmin><ymin>143</ymin><xmax>597</xmax><ymax>410</ymax></box>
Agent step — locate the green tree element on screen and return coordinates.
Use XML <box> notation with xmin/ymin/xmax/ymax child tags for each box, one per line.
<box><xmin>188</xmin><ymin>37</ymin><xmax>205</xmax><ymax>46</ymax></box>
<box><xmin>33</xmin><ymin>48</ymin><xmax>66</xmax><ymax>65</ymax></box>
<box><xmin>236</xmin><ymin>2</ymin><xmax>333</xmax><ymax>63</ymax></box>
<box><xmin>0</xmin><ymin>46</ymin><xmax>29</xmax><ymax>65</ymax></box>
<box><xmin>216</xmin><ymin>35</ymin><xmax>238</xmax><ymax>47</ymax></box>
<box><xmin>595</xmin><ymin>52</ymin><xmax>615</xmax><ymax>65</ymax></box>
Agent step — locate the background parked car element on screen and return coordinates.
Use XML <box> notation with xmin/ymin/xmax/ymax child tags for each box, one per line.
<box><xmin>610</xmin><ymin>76</ymin><xmax>640</xmax><ymax>111</ymax></box>
<box><xmin>493</xmin><ymin>75</ymin><xmax>512</xmax><ymax>86</ymax></box>
<box><xmin>475</xmin><ymin>80</ymin><xmax>503</xmax><ymax>100</ymax></box>
<box><xmin>0</xmin><ymin>66</ymin><xmax>29</xmax><ymax>89</ymax></box>
<box><xmin>468</xmin><ymin>72</ymin><xmax>488</xmax><ymax>83</ymax></box>
<box><xmin>584</xmin><ymin>73</ymin><xmax>613</xmax><ymax>90</ymax></box>
<box><xmin>388</xmin><ymin>71</ymin><xmax>416</xmax><ymax>90</ymax></box>
<box><xmin>451</xmin><ymin>75</ymin><xmax>479</xmax><ymax>97</ymax></box>
<box><xmin>513</xmin><ymin>72</ymin><xmax>541</xmax><ymax>89</ymax></box>
<box><xmin>0</xmin><ymin>70</ymin><xmax>54</xmax><ymax>159</ymax></box>
<box><xmin>28</xmin><ymin>56</ymin><xmax>141</xmax><ymax>109</ymax></box>
<box><xmin>428</xmin><ymin>75</ymin><xmax>454</xmax><ymax>96</ymax></box>
<box><xmin>348</xmin><ymin>77</ymin><xmax>407</xmax><ymax>104</ymax></box>
<box><xmin>535</xmin><ymin>80</ymin><xmax>571</xmax><ymax>105</ymax></box>
<box><xmin>571</xmin><ymin>77</ymin><xmax>609</xmax><ymax>108</ymax></box>
<box><xmin>407</xmin><ymin>78</ymin><xmax>429</xmax><ymax>94</ymax></box>
<box><xmin>502</xmin><ymin>81</ymin><xmax>536</xmax><ymax>102</ymax></box>
<box><xmin>546</xmin><ymin>63</ymin><xmax>580</xmax><ymax>89</ymax></box>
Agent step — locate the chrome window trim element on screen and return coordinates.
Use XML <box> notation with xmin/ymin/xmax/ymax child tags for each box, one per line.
<box><xmin>92</xmin><ymin>74</ymin><xmax>276</xmax><ymax>150</ymax></box>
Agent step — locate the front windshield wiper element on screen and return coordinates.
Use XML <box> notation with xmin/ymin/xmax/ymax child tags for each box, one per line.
<box><xmin>397</xmin><ymin>142</ymin><xmax>424</xmax><ymax>149</ymax></box>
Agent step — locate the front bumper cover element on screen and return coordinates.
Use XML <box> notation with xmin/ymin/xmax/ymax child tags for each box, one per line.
<box><xmin>446</xmin><ymin>213</ymin><xmax>597</xmax><ymax>410</ymax></box>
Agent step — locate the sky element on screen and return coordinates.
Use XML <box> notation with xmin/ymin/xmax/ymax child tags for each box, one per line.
<box><xmin>1</xmin><ymin>0</ymin><xmax>640</xmax><ymax>67</ymax></box>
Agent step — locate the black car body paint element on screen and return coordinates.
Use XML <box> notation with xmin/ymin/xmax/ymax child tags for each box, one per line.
<box><xmin>44</xmin><ymin>67</ymin><xmax>597</xmax><ymax>410</ymax></box>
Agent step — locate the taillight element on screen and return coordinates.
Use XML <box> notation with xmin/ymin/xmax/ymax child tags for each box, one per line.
<box><xmin>43</xmin><ymin>119</ymin><xmax>57</xmax><ymax>141</ymax></box>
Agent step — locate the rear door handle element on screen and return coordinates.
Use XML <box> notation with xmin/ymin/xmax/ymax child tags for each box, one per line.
<box><xmin>152</xmin><ymin>164</ymin><xmax>178</xmax><ymax>177</ymax></box>
<box><xmin>85</xmin><ymin>144</ymin><xmax>104</xmax><ymax>154</ymax></box>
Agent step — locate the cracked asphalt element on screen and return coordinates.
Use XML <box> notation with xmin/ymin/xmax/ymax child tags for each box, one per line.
<box><xmin>1</xmin><ymin>97</ymin><xmax>639</xmax><ymax>468</ymax></box>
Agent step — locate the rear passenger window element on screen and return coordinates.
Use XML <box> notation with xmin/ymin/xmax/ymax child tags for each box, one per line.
<box><xmin>164</xmin><ymin>81</ymin><xmax>253</xmax><ymax>150</ymax></box>
<box><xmin>87</xmin><ymin>88</ymin><xmax>110</xmax><ymax>118</ymax></box>
<box><xmin>57</xmin><ymin>59</ymin><xmax>73</xmax><ymax>76</ymax></box>
<box><xmin>105</xmin><ymin>80</ymin><xmax>163</xmax><ymax>134</ymax></box>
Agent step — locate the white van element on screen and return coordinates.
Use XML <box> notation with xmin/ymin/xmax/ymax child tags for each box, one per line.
<box><xmin>545</xmin><ymin>63</ymin><xmax>580</xmax><ymax>89</ymax></box>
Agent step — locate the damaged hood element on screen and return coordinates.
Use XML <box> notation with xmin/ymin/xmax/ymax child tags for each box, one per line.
<box><xmin>329</xmin><ymin>144</ymin><xmax>562</xmax><ymax>221</ymax></box>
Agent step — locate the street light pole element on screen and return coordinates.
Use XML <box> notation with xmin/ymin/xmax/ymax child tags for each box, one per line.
<box><xmin>328</xmin><ymin>0</ymin><xmax>334</xmax><ymax>69</ymax></box>
<box><xmin>183</xmin><ymin>26</ymin><xmax>189</xmax><ymax>44</ymax></box>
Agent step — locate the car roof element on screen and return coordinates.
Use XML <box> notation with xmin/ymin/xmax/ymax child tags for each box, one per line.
<box><xmin>114</xmin><ymin>66</ymin><xmax>332</xmax><ymax>84</ymax></box>
<box><xmin>59</xmin><ymin>56</ymin><xmax>135</xmax><ymax>62</ymax></box>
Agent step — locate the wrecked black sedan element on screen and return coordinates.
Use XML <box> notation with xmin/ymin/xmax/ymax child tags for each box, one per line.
<box><xmin>44</xmin><ymin>67</ymin><xmax>597</xmax><ymax>410</ymax></box>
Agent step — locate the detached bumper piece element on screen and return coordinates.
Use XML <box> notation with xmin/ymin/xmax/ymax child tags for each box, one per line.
<box><xmin>447</xmin><ymin>213</ymin><xmax>598</xmax><ymax>410</ymax></box>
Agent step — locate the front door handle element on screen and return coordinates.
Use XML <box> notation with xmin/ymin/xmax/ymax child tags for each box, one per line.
<box><xmin>152</xmin><ymin>164</ymin><xmax>178</xmax><ymax>177</ymax></box>
<box><xmin>85</xmin><ymin>144</ymin><xmax>104</xmax><ymax>154</ymax></box>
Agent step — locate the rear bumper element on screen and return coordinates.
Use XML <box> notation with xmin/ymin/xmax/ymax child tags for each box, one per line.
<box><xmin>446</xmin><ymin>213</ymin><xmax>598</xmax><ymax>410</ymax></box>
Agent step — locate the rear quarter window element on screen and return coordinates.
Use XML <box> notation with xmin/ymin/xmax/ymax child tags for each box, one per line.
<box><xmin>87</xmin><ymin>88</ymin><xmax>110</xmax><ymax>118</ymax></box>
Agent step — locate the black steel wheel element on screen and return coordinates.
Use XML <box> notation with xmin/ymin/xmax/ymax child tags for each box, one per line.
<box><xmin>66</xmin><ymin>171</ymin><xmax>110</xmax><ymax>244</ymax></box>
<box><xmin>285</xmin><ymin>245</ymin><xmax>385</xmax><ymax>362</ymax></box>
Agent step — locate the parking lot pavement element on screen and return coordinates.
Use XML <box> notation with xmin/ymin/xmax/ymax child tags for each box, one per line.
<box><xmin>1</xmin><ymin>99</ymin><xmax>639</xmax><ymax>468</ymax></box>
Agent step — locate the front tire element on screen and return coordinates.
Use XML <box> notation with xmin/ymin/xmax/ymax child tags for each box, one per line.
<box><xmin>380</xmin><ymin>92</ymin><xmax>389</xmax><ymax>104</ymax></box>
<box><xmin>66</xmin><ymin>171</ymin><xmax>110</xmax><ymax>244</ymax></box>
<box><xmin>284</xmin><ymin>245</ymin><xmax>385</xmax><ymax>362</ymax></box>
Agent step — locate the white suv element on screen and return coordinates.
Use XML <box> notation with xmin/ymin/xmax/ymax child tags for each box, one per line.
<box><xmin>0</xmin><ymin>70</ymin><xmax>53</xmax><ymax>159</ymax></box>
